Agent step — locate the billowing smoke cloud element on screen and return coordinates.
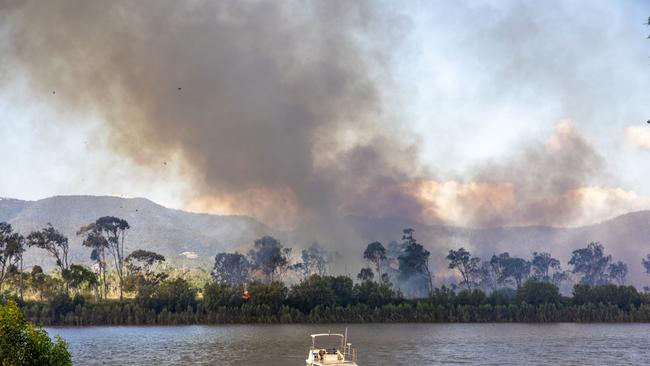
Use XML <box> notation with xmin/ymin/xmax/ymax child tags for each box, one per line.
<box><xmin>402</xmin><ymin>121</ymin><xmax>610</xmax><ymax>228</ymax></box>
<box><xmin>468</xmin><ymin>121</ymin><xmax>604</xmax><ymax>227</ymax></box>
<box><xmin>1</xmin><ymin>0</ymin><xmax>429</xmax><ymax>228</ymax></box>
<box><xmin>1</xmin><ymin>0</ymin><xmax>646</xmax><ymax>234</ymax></box>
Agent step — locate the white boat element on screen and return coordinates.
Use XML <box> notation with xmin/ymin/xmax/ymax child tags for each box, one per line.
<box><xmin>305</xmin><ymin>329</ymin><xmax>359</xmax><ymax>366</ymax></box>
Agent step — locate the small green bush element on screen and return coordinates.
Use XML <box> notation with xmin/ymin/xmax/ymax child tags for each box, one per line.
<box><xmin>0</xmin><ymin>300</ymin><xmax>72</xmax><ymax>366</ymax></box>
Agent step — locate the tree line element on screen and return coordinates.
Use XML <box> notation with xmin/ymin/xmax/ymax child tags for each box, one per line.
<box><xmin>5</xmin><ymin>220</ymin><xmax>650</xmax><ymax>325</ymax></box>
<box><xmin>17</xmin><ymin>277</ymin><xmax>650</xmax><ymax>326</ymax></box>
<box><xmin>444</xmin><ymin>242</ymin><xmax>633</xmax><ymax>291</ymax></box>
<box><xmin>0</xmin><ymin>218</ymin><xmax>167</xmax><ymax>302</ymax></box>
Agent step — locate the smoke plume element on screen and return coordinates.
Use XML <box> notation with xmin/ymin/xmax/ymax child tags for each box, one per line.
<box><xmin>467</xmin><ymin>121</ymin><xmax>605</xmax><ymax>227</ymax></box>
<box><xmin>1</xmin><ymin>0</ymin><xmax>641</xmax><ymax>233</ymax></box>
<box><xmin>2</xmin><ymin>0</ymin><xmax>431</xmax><ymax>229</ymax></box>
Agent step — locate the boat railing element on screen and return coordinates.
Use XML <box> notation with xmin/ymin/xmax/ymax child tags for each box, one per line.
<box><xmin>343</xmin><ymin>344</ymin><xmax>357</xmax><ymax>363</ymax></box>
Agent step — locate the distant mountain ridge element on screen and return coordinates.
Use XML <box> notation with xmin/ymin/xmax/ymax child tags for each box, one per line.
<box><xmin>0</xmin><ymin>195</ymin><xmax>274</xmax><ymax>268</ymax></box>
<box><xmin>2</xmin><ymin>195</ymin><xmax>650</xmax><ymax>286</ymax></box>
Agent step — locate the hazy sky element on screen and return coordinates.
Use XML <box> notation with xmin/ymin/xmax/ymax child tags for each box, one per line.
<box><xmin>1</xmin><ymin>0</ymin><xmax>649</xmax><ymax>229</ymax></box>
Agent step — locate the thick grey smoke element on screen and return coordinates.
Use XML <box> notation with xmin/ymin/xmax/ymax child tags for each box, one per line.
<box><xmin>1</xmin><ymin>0</ymin><xmax>429</xmax><ymax>228</ymax></box>
<box><xmin>465</xmin><ymin>122</ymin><xmax>605</xmax><ymax>227</ymax></box>
<box><xmin>0</xmin><ymin>0</ymin><xmax>626</xmax><ymax>234</ymax></box>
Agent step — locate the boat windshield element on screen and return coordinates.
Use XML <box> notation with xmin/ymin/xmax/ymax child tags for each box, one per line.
<box><xmin>310</xmin><ymin>333</ymin><xmax>344</xmax><ymax>350</ymax></box>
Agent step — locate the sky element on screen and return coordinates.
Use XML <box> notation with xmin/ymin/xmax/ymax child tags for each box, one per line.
<box><xmin>0</xmin><ymin>0</ymin><xmax>649</xmax><ymax>230</ymax></box>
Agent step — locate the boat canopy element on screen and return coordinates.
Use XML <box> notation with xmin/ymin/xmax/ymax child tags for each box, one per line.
<box><xmin>310</xmin><ymin>333</ymin><xmax>345</xmax><ymax>339</ymax></box>
<box><xmin>310</xmin><ymin>331</ymin><xmax>348</xmax><ymax>349</ymax></box>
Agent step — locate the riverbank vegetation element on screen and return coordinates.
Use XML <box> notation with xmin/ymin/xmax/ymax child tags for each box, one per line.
<box><xmin>4</xmin><ymin>218</ymin><xmax>650</xmax><ymax>325</ymax></box>
<box><xmin>12</xmin><ymin>279</ymin><xmax>650</xmax><ymax>325</ymax></box>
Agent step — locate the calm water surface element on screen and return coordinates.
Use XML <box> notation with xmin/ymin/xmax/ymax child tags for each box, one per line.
<box><xmin>47</xmin><ymin>323</ymin><xmax>650</xmax><ymax>365</ymax></box>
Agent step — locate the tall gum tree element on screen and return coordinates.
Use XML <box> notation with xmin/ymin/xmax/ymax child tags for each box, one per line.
<box><xmin>26</xmin><ymin>224</ymin><xmax>69</xmax><ymax>292</ymax></box>
<box><xmin>0</xmin><ymin>223</ymin><xmax>25</xmax><ymax>292</ymax></box>
<box><xmin>95</xmin><ymin>217</ymin><xmax>130</xmax><ymax>300</ymax></box>
<box><xmin>77</xmin><ymin>223</ymin><xmax>110</xmax><ymax>300</ymax></box>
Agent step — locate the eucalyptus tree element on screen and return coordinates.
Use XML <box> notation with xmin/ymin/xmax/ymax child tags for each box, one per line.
<box><xmin>530</xmin><ymin>252</ymin><xmax>569</xmax><ymax>287</ymax></box>
<box><xmin>530</xmin><ymin>252</ymin><xmax>561</xmax><ymax>282</ymax></box>
<box><xmin>0</xmin><ymin>223</ymin><xmax>24</xmax><ymax>292</ymax></box>
<box><xmin>363</xmin><ymin>241</ymin><xmax>387</xmax><ymax>281</ymax></box>
<box><xmin>77</xmin><ymin>217</ymin><xmax>130</xmax><ymax>299</ymax></box>
<box><xmin>126</xmin><ymin>250</ymin><xmax>165</xmax><ymax>279</ymax></box>
<box><xmin>300</xmin><ymin>242</ymin><xmax>333</xmax><ymax>277</ymax></box>
<box><xmin>89</xmin><ymin>216</ymin><xmax>131</xmax><ymax>300</ymax></box>
<box><xmin>608</xmin><ymin>261</ymin><xmax>628</xmax><ymax>285</ymax></box>
<box><xmin>505</xmin><ymin>257</ymin><xmax>531</xmax><ymax>288</ymax></box>
<box><xmin>125</xmin><ymin>249</ymin><xmax>167</xmax><ymax>294</ymax></box>
<box><xmin>249</xmin><ymin>236</ymin><xmax>291</xmax><ymax>283</ymax></box>
<box><xmin>30</xmin><ymin>265</ymin><xmax>47</xmax><ymax>301</ymax></box>
<box><xmin>95</xmin><ymin>217</ymin><xmax>130</xmax><ymax>300</ymax></box>
<box><xmin>64</xmin><ymin>264</ymin><xmax>99</xmax><ymax>294</ymax></box>
<box><xmin>446</xmin><ymin>248</ymin><xmax>481</xmax><ymax>290</ymax></box>
<box><xmin>551</xmin><ymin>270</ymin><xmax>570</xmax><ymax>287</ymax></box>
<box><xmin>5</xmin><ymin>265</ymin><xmax>20</xmax><ymax>296</ymax></box>
<box><xmin>357</xmin><ymin>267</ymin><xmax>374</xmax><ymax>282</ymax></box>
<box><xmin>490</xmin><ymin>253</ymin><xmax>531</xmax><ymax>288</ymax></box>
<box><xmin>477</xmin><ymin>260</ymin><xmax>500</xmax><ymax>292</ymax></box>
<box><xmin>569</xmin><ymin>242</ymin><xmax>611</xmax><ymax>285</ymax></box>
<box><xmin>398</xmin><ymin>228</ymin><xmax>432</xmax><ymax>296</ymax></box>
<box><xmin>77</xmin><ymin>223</ymin><xmax>109</xmax><ymax>299</ymax></box>
<box><xmin>212</xmin><ymin>252</ymin><xmax>250</xmax><ymax>286</ymax></box>
<box><xmin>26</xmin><ymin>224</ymin><xmax>69</xmax><ymax>291</ymax></box>
<box><xmin>26</xmin><ymin>224</ymin><xmax>68</xmax><ymax>272</ymax></box>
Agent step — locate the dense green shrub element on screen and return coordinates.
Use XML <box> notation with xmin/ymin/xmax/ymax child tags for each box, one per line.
<box><xmin>455</xmin><ymin>289</ymin><xmax>487</xmax><ymax>306</ymax></box>
<box><xmin>517</xmin><ymin>280</ymin><xmax>562</xmax><ymax>306</ymax></box>
<box><xmin>0</xmin><ymin>301</ymin><xmax>72</xmax><ymax>365</ymax></box>
<box><xmin>287</xmin><ymin>275</ymin><xmax>339</xmax><ymax>312</ymax></box>
<box><xmin>353</xmin><ymin>281</ymin><xmax>399</xmax><ymax>308</ymax></box>
<box><xmin>573</xmin><ymin>284</ymin><xmax>641</xmax><ymax>311</ymax></box>
<box><xmin>486</xmin><ymin>288</ymin><xmax>516</xmax><ymax>306</ymax></box>
<box><xmin>247</xmin><ymin>282</ymin><xmax>287</xmax><ymax>312</ymax></box>
<box><xmin>203</xmin><ymin>282</ymin><xmax>245</xmax><ymax>310</ymax></box>
<box><xmin>136</xmin><ymin>278</ymin><xmax>198</xmax><ymax>313</ymax></box>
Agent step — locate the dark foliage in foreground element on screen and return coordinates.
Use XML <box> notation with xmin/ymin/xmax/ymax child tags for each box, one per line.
<box><xmin>0</xmin><ymin>301</ymin><xmax>72</xmax><ymax>365</ymax></box>
<box><xmin>13</xmin><ymin>277</ymin><xmax>650</xmax><ymax>326</ymax></box>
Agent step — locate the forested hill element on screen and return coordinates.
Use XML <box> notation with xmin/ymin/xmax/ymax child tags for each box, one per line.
<box><xmin>0</xmin><ymin>196</ymin><xmax>274</xmax><ymax>268</ymax></box>
<box><xmin>2</xmin><ymin>196</ymin><xmax>650</xmax><ymax>286</ymax></box>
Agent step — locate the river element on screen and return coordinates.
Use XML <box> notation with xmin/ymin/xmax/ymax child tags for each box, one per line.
<box><xmin>47</xmin><ymin>323</ymin><xmax>650</xmax><ymax>365</ymax></box>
